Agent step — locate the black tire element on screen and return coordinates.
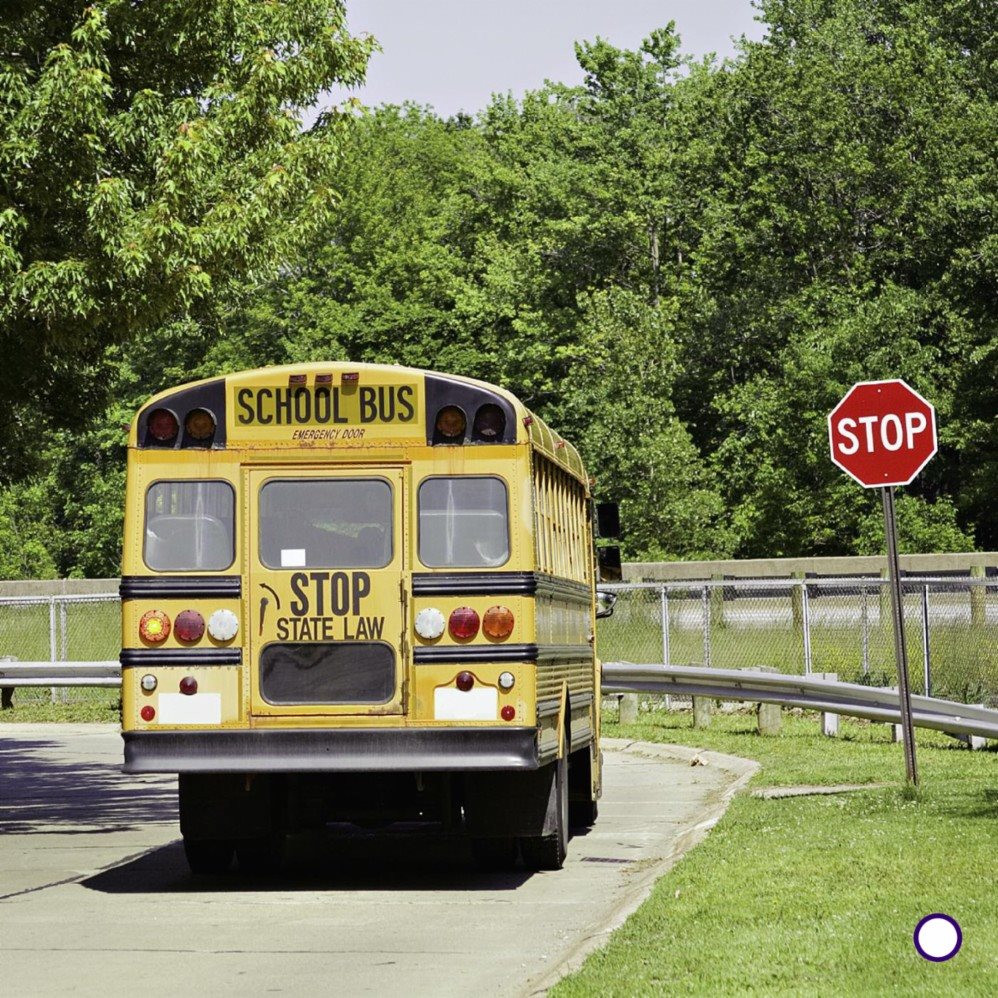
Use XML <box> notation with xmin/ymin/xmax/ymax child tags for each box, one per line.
<box><xmin>471</xmin><ymin>836</ymin><xmax>519</xmax><ymax>871</ymax></box>
<box><xmin>569</xmin><ymin>797</ymin><xmax>599</xmax><ymax>829</ymax></box>
<box><xmin>183</xmin><ymin>837</ymin><xmax>234</xmax><ymax>875</ymax></box>
<box><xmin>520</xmin><ymin>753</ymin><xmax>568</xmax><ymax>871</ymax></box>
<box><xmin>235</xmin><ymin>834</ymin><xmax>286</xmax><ymax>874</ymax></box>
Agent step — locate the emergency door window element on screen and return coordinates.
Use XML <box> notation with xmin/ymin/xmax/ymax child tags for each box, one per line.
<box><xmin>144</xmin><ymin>481</ymin><xmax>235</xmax><ymax>571</ymax></box>
<box><xmin>418</xmin><ymin>476</ymin><xmax>509</xmax><ymax>567</ymax></box>
<box><xmin>259</xmin><ymin>479</ymin><xmax>393</xmax><ymax>569</ymax></box>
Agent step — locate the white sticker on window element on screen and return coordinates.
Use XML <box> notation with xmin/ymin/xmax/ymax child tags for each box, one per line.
<box><xmin>281</xmin><ymin>548</ymin><xmax>307</xmax><ymax>567</ymax></box>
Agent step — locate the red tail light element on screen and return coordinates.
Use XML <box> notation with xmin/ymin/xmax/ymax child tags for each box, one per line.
<box><xmin>456</xmin><ymin>671</ymin><xmax>475</xmax><ymax>691</ymax></box>
<box><xmin>179</xmin><ymin>676</ymin><xmax>198</xmax><ymax>695</ymax></box>
<box><xmin>174</xmin><ymin>610</ymin><xmax>205</xmax><ymax>642</ymax></box>
<box><xmin>148</xmin><ymin>408</ymin><xmax>179</xmax><ymax>442</ymax></box>
<box><xmin>140</xmin><ymin>705</ymin><xmax>156</xmax><ymax>722</ymax></box>
<box><xmin>449</xmin><ymin>607</ymin><xmax>480</xmax><ymax>639</ymax></box>
<box><xmin>501</xmin><ymin>705</ymin><xmax>516</xmax><ymax>721</ymax></box>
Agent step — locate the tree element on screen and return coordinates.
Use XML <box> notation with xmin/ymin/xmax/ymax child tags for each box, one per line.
<box><xmin>0</xmin><ymin>1</ymin><xmax>374</xmax><ymax>475</ymax></box>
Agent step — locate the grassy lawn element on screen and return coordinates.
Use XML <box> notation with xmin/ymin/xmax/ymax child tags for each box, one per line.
<box><xmin>554</xmin><ymin>707</ymin><xmax>997</xmax><ymax>997</ymax></box>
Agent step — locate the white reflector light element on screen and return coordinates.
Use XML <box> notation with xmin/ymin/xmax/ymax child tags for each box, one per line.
<box><xmin>414</xmin><ymin>607</ymin><xmax>446</xmax><ymax>640</ymax></box>
<box><xmin>140</xmin><ymin>674</ymin><xmax>158</xmax><ymax>692</ymax></box>
<box><xmin>498</xmin><ymin>671</ymin><xmax>515</xmax><ymax>691</ymax></box>
<box><xmin>207</xmin><ymin>609</ymin><xmax>239</xmax><ymax>641</ymax></box>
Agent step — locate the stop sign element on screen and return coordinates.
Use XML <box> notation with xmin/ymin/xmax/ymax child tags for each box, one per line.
<box><xmin>828</xmin><ymin>380</ymin><xmax>937</xmax><ymax>488</ymax></box>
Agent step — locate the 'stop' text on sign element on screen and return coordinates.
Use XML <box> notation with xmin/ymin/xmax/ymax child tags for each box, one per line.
<box><xmin>827</xmin><ymin>379</ymin><xmax>937</xmax><ymax>488</ymax></box>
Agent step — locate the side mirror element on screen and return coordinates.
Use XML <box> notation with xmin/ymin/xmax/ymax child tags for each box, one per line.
<box><xmin>597</xmin><ymin>545</ymin><xmax>622</xmax><ymax>582</ymax></box>
<box><xmin>596</xmin><ymin>502</ymin><xmax>620</xmax><ymax>538</ymax></box>
<box><xmin>595</xmin><ymin>590</ymin><xmax>617</xmax><ymax>619</ymax></box>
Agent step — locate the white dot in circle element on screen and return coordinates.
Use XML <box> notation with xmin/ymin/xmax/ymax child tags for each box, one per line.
<box><xmin>914</xmin><ymin>914</ymin><xmax>961</xmax><ymax>962</ymax></box>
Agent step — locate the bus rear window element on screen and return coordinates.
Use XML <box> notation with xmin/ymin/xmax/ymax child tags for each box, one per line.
<box><xmin>418</xmin><ymin>477</ymin><xmax>509</xmax><ymax>568</ymax></box>
<box><xmin>259</xmin><ymin>479</ymin><xmax>393</xmax><ymax>569</ymax></box>
<box><xmin>144</xmin><ymin>481</ymin><xmax>235</xmax><ymax>572</ymax></box>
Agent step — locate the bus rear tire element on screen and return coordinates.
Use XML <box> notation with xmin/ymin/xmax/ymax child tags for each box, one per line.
<box><xmin>519</xmin><ymin>753</ymin><xmax>568</xmax><ymax>871</ymax></box>
<box><xmin>183</xmin><ymin>837</ymin><xmax>234</xmax><ymax>875</ymax></box>
<box><xmin>570</xmin><ymin>798</ymin><xmax>599</xmax><ymax>829</ymax></box>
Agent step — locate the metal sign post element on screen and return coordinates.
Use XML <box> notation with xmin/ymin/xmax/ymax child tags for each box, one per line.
<box><xmin>882</xmin><ymin>486</ymin><xmax>918</xmax><ymax>785</ymax></box>
<box><xmin>828</xmin><ymin>379</ymin><xmax>937</xmax><ymax>787</ymax></box>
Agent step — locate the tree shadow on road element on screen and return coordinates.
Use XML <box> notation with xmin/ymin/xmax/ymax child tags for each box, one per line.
<box><xmin>0</xmin><ymin>734</ymin><xmax>176</xmax><ymax>834</ymax></box>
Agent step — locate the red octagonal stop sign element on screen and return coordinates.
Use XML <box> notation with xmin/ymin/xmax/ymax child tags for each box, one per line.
<box><xmin>828</xmin><ymin>380</ymin><xmax>937</xmax><ymax>488</ymax></box>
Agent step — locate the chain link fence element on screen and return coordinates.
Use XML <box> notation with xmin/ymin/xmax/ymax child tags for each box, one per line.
<box><xmin>0</xmin><ymin>594</ymin><xmax>119</xmax><ymax>705</ymax></box>
<box><xmin>598</xmin><ymin>578</ymin><xmax>998</xmax><ymax>707</ymax></box>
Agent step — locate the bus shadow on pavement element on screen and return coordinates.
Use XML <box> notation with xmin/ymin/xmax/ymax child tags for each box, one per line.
<box><xmin>81</xmin><ymin>827</ymin><xmax>534</xmax><ymax>894</ymax></box>
<box><xmin>0</xmin><ymin>734</ymin><xmax>176</xmax><ymax>834</ymax></box>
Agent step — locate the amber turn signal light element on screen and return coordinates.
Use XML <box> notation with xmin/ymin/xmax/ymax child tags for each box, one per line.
<box><xmin>483</xmin><ymin>605</ymin><xmax>514</xmax><ymax>640</ymax></box>
<box><xmin>139</xmin><ymin>609</ymin><xmax>171</xmax><ymax>643</ymax></box>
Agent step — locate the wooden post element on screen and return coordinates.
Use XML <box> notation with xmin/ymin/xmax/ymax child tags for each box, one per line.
<box><xmin>619</xmin><ymin>693</ymin><xmax>639</xmax><ymax>725</ymax></box>
<box><xmin>693</xmin><ymin>696</ymin><xmax>712</xmax><ymax>729</ymax></box>
<box><xmin>818</xmin><ymin>673</ymin><xmax>839</xmax><ymax>736</ymax></box>
<box><xmin>970</xmin><ymin>565</ymin><xmax>985</xmax><ymax>629</ymax></box>
<box><xmin>753</xmin><ymin>666</ymin><xmax>781</xmax><ymax>736</ymax></box>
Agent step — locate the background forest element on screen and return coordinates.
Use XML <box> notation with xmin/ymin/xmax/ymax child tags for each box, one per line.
<box><xmin>1</xmin><ymin>0</ymin><xmax>995</xmax><ymax>578</ymax></box>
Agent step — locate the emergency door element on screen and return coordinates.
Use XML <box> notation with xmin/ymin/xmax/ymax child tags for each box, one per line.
<box><xmin>247</xmin><ymin>467</ymin><xmax>407</xmax><ymax>716</ymax></box>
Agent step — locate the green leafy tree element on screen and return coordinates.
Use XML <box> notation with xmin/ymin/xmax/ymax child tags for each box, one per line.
<box><xmin>0</xmin><ymin>1</ymin><xmax>373</xmax><ymax>475</ymax></box>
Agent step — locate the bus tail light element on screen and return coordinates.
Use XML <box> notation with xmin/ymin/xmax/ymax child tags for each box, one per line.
<box><xmin>139</xmin><ymin>609</ymin><xmax>171</xmax><ymax>643</ymax></box>
<box><xmin>501</xmin><ymin>705</ymin><xmax>516</xmax><ymax>721</ymax></box>
<box><xmin>449</xmin><ymin>607</ymin><xmax>480</xmax><ymax>639</ymax></box>
<box><xmin>483</xmin><ymin>605</ymin><xmax>514</xmax><ymax>640</ymax></box>
<box><xmin>148</xmin><ymin>408</ymin><xmax>179</xmax><ymax>442</ymax></box>
<box><xmin>473</xmin><ymin>404</ymin><xmax>506</xmax><ymax>440</ymax></box>
<box><xmin>207</xmin><ymin>609</ymin><xmax>239</xmax><ymax>642</ymax></box>
<box><xmin>184</xmin><ymin>408</ymin><xmax>216</xmax><ymax>441</ymax></box>
<box><xmin>140</xmin><ymin>705</ymin><xmax>156</xmax><ymax>722</ymax></box>
<box><xmin>435</xmin><ymin>405</ymin><xmax>466</xmax><ymax>439</ymax></box>
<box><xmin>414</xmin><ymin>607</ymin><xmax>446</xmax><ymax>640</ymax></box>
<box><xmin>456</xmin><ymin>671</ymin><xmax>474</xmax><ymax>691</ymax></box>
<box><xmin>179</xmin><ymin>676</ymin><xmax>198</xmax><ymax>696</ymax></box>
<box><xmin>174</xmin><ymin>610</ymin><xmax>205</xmax><ymax>643</ymax></box>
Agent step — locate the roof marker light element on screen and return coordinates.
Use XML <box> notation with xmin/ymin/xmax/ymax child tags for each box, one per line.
<box><xmin>148</xmin><ymin>408</ymin><xmax>179</xmax><ymax>442</ymax></box>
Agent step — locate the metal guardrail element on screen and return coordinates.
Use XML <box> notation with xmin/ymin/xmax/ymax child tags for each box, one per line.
<box><xmin>0</xmin><ymin>662</ymin><xmax>121</xmax><ymax>687</ymax></box>
<box><xmin>602</xmin><ymin>662</ymin><xmax>998</xmax><ymax>740</ymax></box>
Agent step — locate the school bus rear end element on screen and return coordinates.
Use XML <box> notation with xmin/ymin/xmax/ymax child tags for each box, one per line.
<box><xmin>120</xmin><ymin>363</ymin><xmax>600</xmax><ymax>872</ymax></box>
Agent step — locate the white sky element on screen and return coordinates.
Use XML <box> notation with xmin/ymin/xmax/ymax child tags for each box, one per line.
<box><xmin>330</xmin><ymin>1</ymin><xmax>767</xmax><ymax>116</ymax></box>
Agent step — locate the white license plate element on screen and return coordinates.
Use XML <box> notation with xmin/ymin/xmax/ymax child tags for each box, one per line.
<box><xmin>433</xmin><ymin>687</ymin><xmax>498</xmax><ymax>721</ymax></box>
<box><xmin>157</xmin><ymin>693</ymin><xmax>222</xmax><ymax>725</ymax></box>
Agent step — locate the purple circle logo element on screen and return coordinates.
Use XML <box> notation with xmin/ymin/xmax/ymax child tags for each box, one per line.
<box><xmin>913</xmin><ymin>914</ymin><xmax>962</xmax><ymax>962</ymax></box>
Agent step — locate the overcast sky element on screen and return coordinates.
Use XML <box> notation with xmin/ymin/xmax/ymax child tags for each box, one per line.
<box><xmin>329</xmin><ymin>1</ymin><xmax>767</xmax><ymax>117</ymax></box>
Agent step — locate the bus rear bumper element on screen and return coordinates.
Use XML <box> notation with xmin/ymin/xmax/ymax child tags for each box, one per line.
<box><xmin>122</xmin><ymin>727</ymin><xmax>541</xmax><ymax>774</ymax></box>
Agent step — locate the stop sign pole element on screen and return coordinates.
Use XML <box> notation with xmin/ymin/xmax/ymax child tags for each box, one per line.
<box><xmin>828</xmin><ymin>380</ymin><xmax>938</xmax><ymax>787</ymax></box>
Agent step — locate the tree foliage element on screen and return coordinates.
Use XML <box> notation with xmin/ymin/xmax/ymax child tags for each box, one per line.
<box><xmin>1</xmin><ymin>0</ymin><xmax>995</xmax><ymax>577</ymax></box>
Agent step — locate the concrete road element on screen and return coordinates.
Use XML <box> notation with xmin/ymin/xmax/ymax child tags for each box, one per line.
<box><xmin>0</xmin><ymin>724</ymin><xmax>754</xmax><ymax>997</ymax></box>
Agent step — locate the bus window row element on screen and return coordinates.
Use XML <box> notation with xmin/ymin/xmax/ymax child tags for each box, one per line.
<box><xmin>143</xmin><ymin>475</ymin><xmax>510</xmax><ymax>573</ymax></box>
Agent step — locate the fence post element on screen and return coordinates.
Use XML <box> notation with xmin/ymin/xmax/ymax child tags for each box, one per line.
<box><xmin>861</xmin><ymin>585</ymin><xmax>870</xmax><ymax>677</ymax></box>
<box><xmin>802</xmin><ymin>581</ymin><xmax>813</xmax><ymax>676</ymax></box>
<box><xmin>693</xmin><ymin>584</ymin><xmax>712</xmax><ymax>728</ymax></box>
<box><xmin>791</xmin><ymin>571</ymin><xmax>804</xmax><ymax>630</ymax></box>
<box><xmin>879</xmin><ymin>568</ymin><xmax>890</xmax><ymax>630</ymax></box>
<box><xmin>660</xmin><ymin>586</ymin><xmax>671</xmax><ymax>710</ymax></box>
<box><xmin>921</xmin><ymin>584</ymin><xmax>931</xmax><ymax>698</ymax></box>
<box><xmin>710</xmin><ymin>574</ymin><xmax>725</xmax><ymax>629</ymax></box>
<box><xmin>970</xmin><ymin>565</ymin><xmax>985</xmax><ymax>628</ymax></box>
<box><xmin>48</xmin><ymin>596</ymin><xmax>57</xmax><ymax>704</ymax></box>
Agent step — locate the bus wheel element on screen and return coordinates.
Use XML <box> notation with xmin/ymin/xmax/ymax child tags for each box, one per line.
<box><xmin>471</xmin><ymin>836</ymin><xmax>519</xmax><ymax>871</ymax></box>
<box><xmin>519</xmin><ymin>753</ymin><xmax>568</xmax><ymax>871</ymax></box>
<box><xmin>183</xmin><ymin>837</ymin><xmax>234</xmax><ymax>875</ymax></box>
<box><xmin>570</xmin><ymin>798</ymin><xmax>599</xmax><ymax>829</ymax></box>
<box><xmin>236</xmin><ymin>833</ymin><xmax>286</xmax><ymax>874</ymax></box>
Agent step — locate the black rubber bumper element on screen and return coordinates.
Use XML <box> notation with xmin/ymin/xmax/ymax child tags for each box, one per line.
<box><xmin>122</xmin><ymin>727</ymin><xmax>541</xmax><ymax>774</ymax></box>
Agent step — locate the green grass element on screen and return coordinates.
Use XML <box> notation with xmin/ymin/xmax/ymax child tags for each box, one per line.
<box><xmin>0</xmin><ymin>687</ymin><xmax>120</xmax><ymax>722</ymax></box>
<box><xmin>553</xmin><ymin>708</ymin><xmax>997</xmax><ymax>997</ymax></box>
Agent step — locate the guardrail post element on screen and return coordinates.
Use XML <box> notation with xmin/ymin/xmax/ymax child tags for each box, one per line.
<box><xmin>618</xmin><ymin>693</ymin><xmax>639</xmax><ymax>724</ymax></box>
<box><xmin>970</xmin><ymin>565</ymin><xmax>985</xmax><ymax>628</ymax></box>
<box><xmin>818</xmin><ymin>673</ymin><xmax>839</xmax><ymax>736</ymax></box>
<box><xmin>1</xmin><ymin>656</ymin><xmax>15</xmax><ymax>709</ymax></box>
<box><xmin>754</xmin><ymin>667</ymin><xmax>781</xmax><ymax>735</ymax></box>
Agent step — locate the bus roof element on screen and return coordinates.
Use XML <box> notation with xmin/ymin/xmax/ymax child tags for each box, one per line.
<box><xmin>131</xmin><ymin>362</ymin><xmax>589</xmax><ymax>486</ymax></box>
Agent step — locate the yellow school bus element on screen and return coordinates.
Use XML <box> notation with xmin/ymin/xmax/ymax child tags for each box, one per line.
<box><xmin>121</xmin><ymin>362</ymin><xmax>604</xmax><ymax>873</ymax></box>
